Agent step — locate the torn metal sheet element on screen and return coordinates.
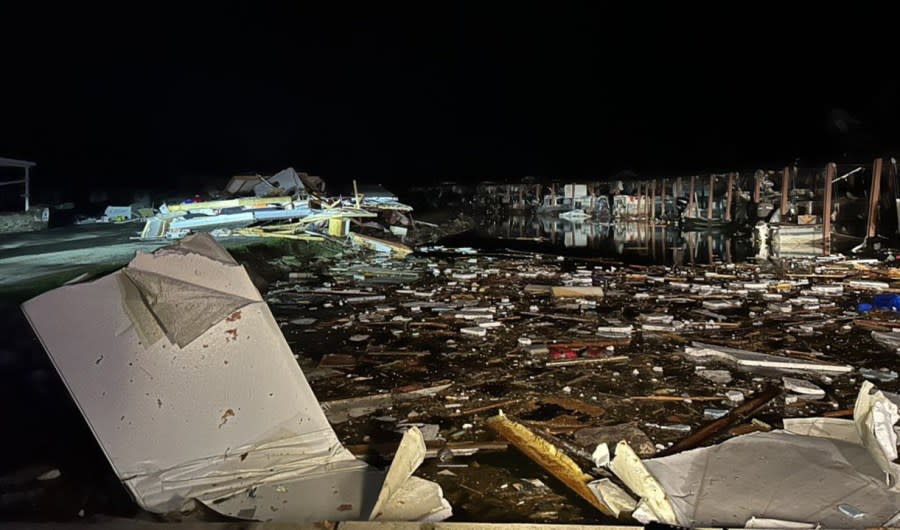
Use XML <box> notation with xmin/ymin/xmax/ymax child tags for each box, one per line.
<box><xmin>369</xmin><ymin>427</ymin><xmax>452</xmax><ymax>522</ymax></box>
<box><xmin>607</xmin><ymin>442</ymin><xmax>678</xmax><ymax>525</ymax></box>
<box><xmin>611</xmin><ymin>383</ymin><xmax>900</xmax><ymax>528</ymax></box>
<box><xmin>627</xmin><ymin>431</ymin><xmax>900</xmax><ymax>527</ymax></box>
<box><xmin>685</xmin><ymin>341</ymin><xmax>853</xmax><ymax>374</ymax></box>
<box><xmin>587</xmin><ymin>478</ymin><xmax>637</xmax><ymax>518</ymax></box>
<box><xmin>853</xmin><ymin>381</ymin><xmax>900</xmax><ymax>485</ymax></box>
<box><xmin>21</xmin><ymin>233</ymin><xmax>448</xmax><ymax>522</ymax></box>
<box><xmin>252</xmin><ymin>167</ymin><xmax>303</xmax><ymax>197</ymax></box>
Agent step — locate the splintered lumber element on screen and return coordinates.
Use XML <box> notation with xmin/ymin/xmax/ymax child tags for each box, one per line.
<box><xmin>550</xmin><ymin>286</ymin><xmax>605</xmax><ymax>298</ymax></box>
<box><xmin>654</xmin><ymin>386</ymin><xmax>781</xmax><ymax>457</ymax></box>
<box><xmin>544</xmin><ymin>356</ymin><xmax>628</xmax><ymax>367</ymax></box>
<box><xmin>540</xmin><ymin>397</ymin><xmax>605</xmax><ymax>417</ymax></box>
<box><xmin>626</xmin><ymin>395</ymin><xmax>723</xmax><ymax>402</ymax></box>
<box><xmin>451</xmin><ymin>399</ymin><xmax>521</xmax><ymax>417</ymax></box>
<box><xmin>552</xmin><ymin>338</ymin><xmax>632</xmax><ymax>348</ymax></box>
<box><xmin>346</xmin><ymin>440</ymin><xmax>508</xmax><ymax>459</ymax></box>
<box><xmin>520</xmin><ymin>311</ymin><xmax>597</xmax><ymax>323</ymax></box>
<box><xmin>486</xmin><ymin>411</ymin><xmax>615</xmax><ymax>516</ymax></box>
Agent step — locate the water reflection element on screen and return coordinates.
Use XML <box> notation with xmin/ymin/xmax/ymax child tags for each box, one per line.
<box><xmin>474</xmin><ymin>215</ymin><xmax>756</xmax><ymax>265</ymax></box>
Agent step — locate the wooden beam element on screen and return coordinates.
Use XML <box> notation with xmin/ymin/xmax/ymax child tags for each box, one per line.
<box><xmin>642</xmin><ymin>181</ymin><xmax>648</xmax><ymax>219</ymax></box>
<box><xmin>650</xmin><ymin>179</ymin><xmax>657</xmax><ymax>221</ymax></box>
<box><xmin>867</xmin><ymin>158</ymin><xmax>884</xmax><ymax>239</ymax></box>
<box><xmin>781</xmin><ymin>166</ymin><xmax>791</xmax><ymax>219</ymax></box>
<box><xmin>662</xmin><ymin>178</ymin><xmax>668</xmax><ymax>219</ymax></box>
<box><xmin>725</xmin><ymin>172</ymin><xmax>735</xmax><ymax>222</ymax></box>
<box><xmin>639</xmin><ymin>181</ymin><xmax>645</xmax><ymax>219</ymax></box>
<box><xmin>823</xmin><ymin>163</ymin><xmax>835</xmax><ymax>254</ymax></box>
<box><xmin>707</xmin><ymin>174</ymin><xmax>715</xmax><ymax>221</ymax></box>
<box><xmin>655</xmin><ymin>387</ymin><xmax>781</xmax><ymax>457</ymax></box>
<box><xmin>753</xmin><ymin>172</ymin><xmax>761</xmax><ymax>203</ymax></box>
<box><xmin>688</xmin><ymin>175</ymin><xmax>696</xmax><ymax>217</ymax></box>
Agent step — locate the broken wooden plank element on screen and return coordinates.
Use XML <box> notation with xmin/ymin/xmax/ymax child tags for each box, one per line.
<box><xmin>654</xmin><ymin>386</ymin><xmax>781</xmax><ymax>457</ymax></box>
<box><xmin>544</xmin><ymin>356</ymin><xmax>628</xmax><ymax>367</ymax></box>
<box><xmin>822</xmin><ymin>408</ymin><xmax>854</xmax><ymax>418</ymax></box>
<box><xmin>451</xmin><ymin>399</ymin><xmax>521</xmax><ymax>417</ymax></box>
<box><xmin>550</xmin><ymin>286</ymin><xmax>604</xmax><ymax>298</ymax></box>
<box><xmin>626</xmin><ymin>396</ymin><xmax>723</xmax><ymax>403</ymax></box>
<box><xmin>519</xmin><ymin>311</ymin><xmax>598</xmax><ymax>323</ymax></box>
<box><xmin>346</xmin><ymin>440</ymin><xmax>509</xmax><ymax>460</ymax></box>
<box><xmin>540</xmin><ymin>397</ymin><xmax>605</xmax><ymax>417</ymax></box>
<box><xmin>486</xmin><ymin>411</ymin><xmax>615</xmax><ymax>516</ymax></box>
<box><xmin>551</xmin><ymin>338</ymin><xmax>632</xmax><ymax>348</ymax></box>
<box><xmin>365</xmin><ymin>350</ymin><xmax>431</xmax><ymax>357</ymax></box>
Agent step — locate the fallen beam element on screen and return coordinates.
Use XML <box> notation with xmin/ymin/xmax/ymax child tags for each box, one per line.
<box><xmin>654</xmin><ymin>386</ymin><xmax>781</xmax><ymax>457</ymax></box>
<box><xmin>486</xmin><ymin>412</ymin><xmax>615</xmax><ymax>516</ymax></box>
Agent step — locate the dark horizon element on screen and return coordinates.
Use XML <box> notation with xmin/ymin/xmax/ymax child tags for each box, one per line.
<box><xmin>3</xmin><ymin>4</ymin><xmax>899</xmax><ymax>193</ymax></box>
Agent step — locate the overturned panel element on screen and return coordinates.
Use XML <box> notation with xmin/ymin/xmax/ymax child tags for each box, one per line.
<box><xmin>612</xmin><ymin>384</ymin><xmax>900</xmax><ymax>528</ymax></box>
<box><xmin>635</xmin><ymin>431</ymin><xmax>900</xmax><ymax>528</ymax></box>
<box><xmin>21</xmin><ymin>233</ymin><xmax>447</xmax><ymax>522</ymax></box>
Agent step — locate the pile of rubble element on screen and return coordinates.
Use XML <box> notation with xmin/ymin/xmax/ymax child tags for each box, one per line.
<box><xmin>16</xmin><ymin>230</ymin><xmax>900</xmax><ymax>526</ymax></box>
<box><xmin>138</xmin><ymin>168</ymin><xmax>416</xmax><ymax>243</ymax></box>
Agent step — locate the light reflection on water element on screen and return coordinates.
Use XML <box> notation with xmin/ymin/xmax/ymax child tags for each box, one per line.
<box><xmin>472</xmin><ymin>215</ymin><xmax>756</xmax><ymax>266</ymax></box>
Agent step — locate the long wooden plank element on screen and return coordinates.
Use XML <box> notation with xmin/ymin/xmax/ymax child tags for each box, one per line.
<box><xmin>486</xmin><ymin>412</ymin><xmax>615</xmax><ymax>516</ymax></box>
<box><xmin>550</xmin><ymin>286</ymin><xmax>604</xmax><ymax>298</ymax></box>
<box><xmin>654</xmin><ymin>386</ymin><xmax>781</xmax><ymax>457</ymax></box>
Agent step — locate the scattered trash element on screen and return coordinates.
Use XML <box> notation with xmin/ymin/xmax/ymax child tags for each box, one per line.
<box><xmin>859</xmin><ymin>367</ymin><xmax>899</xmax><ymax>382</ymax></box>
<box><xmin>782</xmin><ymin>376</ymin><xmax>826</xmax><ymax>399</ymax></box>
<box><xmin>16</xmin><ymin>208</ymin><xmax>900</xmax><ymax>524</ymax></box>
<box><xmin>697</xmin><ymin>369</ymin><xmax>733</xmax><ymax>384</ymax></box>
<box><xmin>725</xmin><ymin>390</ymin><xmax>745</xmax><ymax>402</ymax></box>
<box><xmin>590</xmin><ymin>443</ymin><xmax>610</xmax><ymax>468</ymax></box>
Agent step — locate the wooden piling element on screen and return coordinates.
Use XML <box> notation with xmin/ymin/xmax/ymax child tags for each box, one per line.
<box><xmin>753</xmin><ymin>172</ymin><xmax>761</xmax><ymax>204</ymax></box>
<box><xmin>823</xmin><ymin>163</ymin><xmax>835</xmax><ymax>253</ymax></box>
<box><xmin>662</xmin><ymin>178</ymin><xmax>668</xmax><ymax>219</ymax></box>
<box><xmin>707</xmin><ymin>174</ymin><xmax>714</xmax><ymax>222</ymax></box>
<box><xmin>688</xmin><ymin>175</ymin><xmax>696</xmax><ymax>217</ymax></box>
<box><xmin>867</xmin><ymin>158</ymin><xmax>884</xmax><ymax>239</ymax></box>
<box><xmin>725</xmin><ymin>172</ymin><xmax>735</xmax><ymax>222</ymax></box>
<box><xmin>781</xmin><ymin>166</ymin><xmax>790</xmax><ymax>219</ymax></box>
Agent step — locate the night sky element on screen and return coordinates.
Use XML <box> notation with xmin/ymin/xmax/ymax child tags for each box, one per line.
<box><xmin>2</xmin><ymin>4</ymin><xmax>897</xmax><ymax>193</ymax></box>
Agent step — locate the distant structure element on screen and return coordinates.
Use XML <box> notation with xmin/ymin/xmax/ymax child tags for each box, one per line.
<box><xmin>0</xmin><ymin>157</ymin><xmax>36</xmax><ymax>211</ymax></box>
